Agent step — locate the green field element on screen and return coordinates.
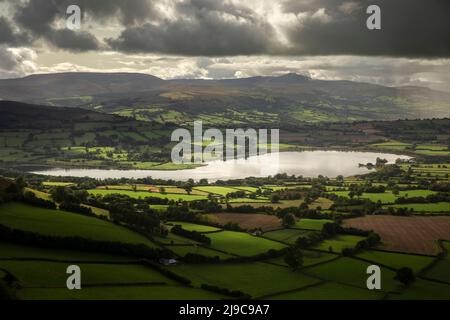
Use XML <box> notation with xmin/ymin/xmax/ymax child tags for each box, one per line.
<box><xmin>313</xmin><ymin>235</ymin><xmax>365</xmax><ymax>253</ymax></box>
<box><xmin>42</xmin><ymin>181</ymin><xmax>75</xmax><ymax>187</ymax></box>
<box><xmin>0</xmin><ymin>260</ymin><xmax>176</xmax><ymax>288</ymax></box>
<box><xmin>19</xmin><ymin>285</ymin><xmax>223</xmax><ymax>300</ymax></box>
<box><xmin>423</xmin><ymin>242</ymin><xmax>450</xmax><ymax>283</ymax></box>
<box><xmin>206</xmin><ymin>231</ymin><xmax>286</xmax><ymax>256</ymax></box>
<box><xmin>153</xmin><ymin>232</ymin><xmax>200</xmax><ymax>245</ymax></box>
<box><xmin>269</xmin><ymin>250</ymin><xmax>338</xmax><ymax>267</ymax></box>
<box><xmin>371</xmin><ymin>141</ymin><xmax>411</xmax><ymax>150</ymax></box>
<box><xmin>386</xmin><ymin>202</ymin><xmax>450</xmax><ymax>213</ymax></box>
<box><xmin>415</xmin><ymin>150</ymin><xmax>450</xmax><ymax>156</ymax></box>
<box><xmin>263</xmin><ymin>229</ymin><xmax>316</xmax><ymax>245</ymax></box>
<box><xmin>193</xmin><ymin>186</ymin><xmax>242</xmax><ymax>196</ymax></box>
<box><xmin>388</xmin><ymin>279</ymin><xmax>450</xmax><ymax>300</ymax></box>
<box><xmin>293</xmin><ymin>219</ymin><xmax>333</xmax><ymax>231</ymax></box>
<box><xmin>150</xmin><ymin>204</ymin><xmax>169</xmax><ymax>212</ymax></box>
<box><xmin>88</xmin><ymin>189</ymin><xmax>207</xmax><ymax>201</ymax></box>
<box><xmin>227</xmin><ymin>197</ymin><xmax>270</xmax><ymax>203</ymax></box>
<box><xmin>328</xmin><ymin>190</ymin><xmax>436</xmax><ymax>204</ymax></box>
<box><xmin>0</xmin><ymin>242</ymin><xmax>137</xmax><ymax>262</ymax></box>
<box><xmin>231</xmin><ymin>186</ymin><xmax>260</xmax><ymax>193</ymax></box>
<box><xmin>172</xmin><ymin>262</ymin><xmax>321</xmax><ymax>298</ymax></box>
<box><xmin>357</xmin><ymin>250</ymin><xmax>434</xmax><ymax>273</ymax></box>
<box><xmin>24</xmin><ymin>188</ymin><xmax>52</xmax><ymax>201</ymax></box>
<box><xmin>168</xmin><ymin>221</ymin><xmax>221</xmax><ymax>233</ymax></box>
<box><xmin>303</xmin><ymin>257</ymin><xmax>400</xmax><ymax>292</ymax></box>
<box><xmin>167</xmin><ymin>245</ymin><xmax>232</xmax><ymax>259</ymax></box>
<box><xmin>0</xmin><ymin>202</ymin><xmax>158</xmax><ymax>247</ymax></box>
<box><xmin>269</xmin><ymin>282</ymin><xmax>384</xmax><ymax>300</ymax></box>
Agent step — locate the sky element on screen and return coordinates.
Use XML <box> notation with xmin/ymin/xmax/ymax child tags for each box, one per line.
<box><xmin>0</xmin><ymin>0</ymin><xmax>449</xmax><ymax>92</ymax></box>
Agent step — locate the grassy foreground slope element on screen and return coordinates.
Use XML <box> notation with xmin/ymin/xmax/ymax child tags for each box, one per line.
<box><xmin>0</xmin><ymin>202</ymin><xmax>158</xmax><ymax>247</ymax></box>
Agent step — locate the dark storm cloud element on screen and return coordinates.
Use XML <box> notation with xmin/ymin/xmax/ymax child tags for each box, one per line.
<box><xmin>10</xmin><ymin>0</ymin><xmax>98</xmax><ymax>50</ymax></box>
<box><xmin>107</xmin><ymin>0</ymin><xmax>277</xmax><ymax>56</ymax></box>
<box><xmin>107</xmin><ymin>21</ymin><xmax>275</xmax><ymax>56</ymax></box>
<box><xmin>1</xmin><ymin>0</ymin><xmax>450</xmax><ymax>57</ymax></box>
<box><xmin>77</xmin><ymin>0</ymin><xmax>158</xmax><ymax>25</ymax></box>
<box><xmin>4</xmin><ymin>0</ymin><xmax>160</xmax><ymax>51</ymax></box>
<box><xmin>283</xmin><ymin>0</ymin><xmax>450</xmax><ymax>58</ymax></box>
<box><xmin>46</xmin><ymin>29</ymin><xmax>99</xmax><ymax>51</ymax></box>
<box><xmin>0</xmin><ymin>16</ymin><xmax>30</xmax><ymax>45</ymax></box>
<box><xmin>105</xmin><ymin>0</ymin><xmax>450</xmax><ymax>57</ymax></box>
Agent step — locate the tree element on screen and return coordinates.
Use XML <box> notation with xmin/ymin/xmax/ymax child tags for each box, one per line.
<box><xmin>396</xmin><ymin>267</ymin><xmax>415</xmax><ymax>286</ymax></box>
<box><xmin>14</xmin><ymin>177</ymin><xmax>27</xmax><ymax>192</ymax></box>
<box><xmin>392</xmin><ymin>187</ymin><xmax>400</xmax><ymax>197</ymax></box>
<box><xmin>284</xmin><ymin>248</ymin><xmax>303</xmax><ymax>271</ymax></box>
<box><xmin>322</xmin><ymin>222</ymin><xmax>338</xmax><ymax>237</ymax></box>
<box><xmin>182</xmin><ymin>183</ymin><xmax>193</xmax><ymax>195</ymax></box>
<box><xmin>355</xmin><ymin>189</ymin><xmax>363</xmax><ymax>198</ymax></box>
<box><xmin>282</xmin><ymin>213</ymin><xmax>295</xmax><ymax>228</ymax></box>
<box><xmin>270</xmin><ymin>194</ymin><xmax>280</xmax><ymax>203</ymax></box>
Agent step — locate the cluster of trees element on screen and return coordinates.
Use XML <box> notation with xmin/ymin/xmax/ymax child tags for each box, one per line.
<box><xmin>183</xmin><ymin>253</ymin><xmax>221</xmax><ymax>264</ymax></box>
<box><xmin>348</xmin><ymin>183</ymin><xmax>386</xmax><ymax>196</ymax></box>
<box><xmin>225</xmin><ymin>190</ymin><xmax>246</xmax><ymax>199</ymax></box>
<box><xmin>0</xmin><ymin>177</ymin><xmax>25</xmax><ymax>204</ymax></box>
<box><xmin>395</xmin><ymin>267</ymin><xmax>416</xmax><ymax>286</ymax></box>
<box><xmin>271</xmin><ymin>189</ymin><xmax>303</xmax><ymax>201</ymax></box>
<box><xmin>22</xmin><ymin>191</ymin><xmax>56</xmax><ymax>209</ymax></box>
<box><xmin>200</xmin><ymin>284</ymin><xmax>250</xmax><ymax>299</ymax></box>
<box><xmin>189</xmin><ymin>199</ymin><xmax>222</xmax><ymax>213</ymax></box>
<box><xmin>395</xmin><ymin>192</ymin><xmax>450</xmax><ymax>204</ymax></box>
<box><xmin>294</xmin><ymin>222</ymin><xmax>381</xmax><ymax>256</ymax></box>
<box><xmin>50</xmin><ymin>186</ymin><xmax>88</xmax><ymax>204</ymax></box>
<box><xmin>430</xmin><ymin>182</ymin><xmax>450</xmax><ymax>192</ymax></box>
<box><xmin>295</xmin><ymin>232</ymin><xmax>326</xmax><ymax>249</ymax></box>
<box><xmin>365</xmin><ymin>164</ymin><xmax>403</xmax><ymax>180</ymax></box>
<box><xmin>342</xmin><ymin>232</ymin><xmax>381</xmax><ymax>256</ymax></box>
<box><xmin>60</xmin><ymin>202</ymin><xmax>93</xmax><ymax>216</ymax></box>
<box><xmin>284</xmin><ymin>247</ymin><xmax>303</xmax><ymax>271</ymax></box>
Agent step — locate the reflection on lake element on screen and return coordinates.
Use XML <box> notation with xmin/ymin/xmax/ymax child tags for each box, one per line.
<box><xmin>31</xmin><ymin>151</ymin><xmax>410</xmax><ymax>181</ymax></box>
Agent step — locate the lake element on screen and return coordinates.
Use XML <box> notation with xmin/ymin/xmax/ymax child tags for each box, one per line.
<box><xmin>31</xmin><ymin>151</ymin><xmax>410</xmax><ymax>181</ymax></box>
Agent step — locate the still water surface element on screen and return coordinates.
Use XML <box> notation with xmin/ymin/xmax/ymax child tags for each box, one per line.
<box><xmin>31</xmin><ymin>151</ymin><xmax>410</xmax><ymax>181</ymax></box>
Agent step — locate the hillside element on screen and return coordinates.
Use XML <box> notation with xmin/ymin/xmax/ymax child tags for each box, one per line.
<box><xmin>1</xmin><ymin>73</ymin><xmax>450</xmax><ymax>124</ymax></box>
<box><xmin>0</xmin><ymin>101</ymin><xmax>177</xmax><ymax>169</ymax></box>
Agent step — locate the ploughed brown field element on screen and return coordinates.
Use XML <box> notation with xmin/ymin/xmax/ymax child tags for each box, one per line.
<box><xmin>208</xmin><ymin>213</ymin><xmax>282</xmax><ymax>231</ymax></box>
<box><xmin>344</xmin><ymin>215</ymin><xmax>450</xmax><ymax>255</ymax></box>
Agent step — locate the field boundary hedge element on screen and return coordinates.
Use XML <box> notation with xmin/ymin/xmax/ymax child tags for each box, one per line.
<box><xmin>255</xmin><ymin>280</ymin><xmax>326</xmax><ymax>300</ymax></box>
<box><xmin>368</xmin><ymin>248</ymin><xmax>437</xmax><ymax>258</ymax></box>
<box><xmin>140</xmin><ymin>259</ymin><xmax>192</xmax><ymax>286</ymax></box>
<box><xmin>0</xmin><ymin>258</ymin><xmax>138</xmax><ymax>264</ymax></box>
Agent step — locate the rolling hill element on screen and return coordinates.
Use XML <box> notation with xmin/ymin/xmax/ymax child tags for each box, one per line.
<box><xmin>1</xmin><ymin>72</ymin><xmax>450</xmax><ymax>125</ymax></box>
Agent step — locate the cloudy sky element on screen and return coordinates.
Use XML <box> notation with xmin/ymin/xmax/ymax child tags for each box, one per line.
<box><xmin>0</xmin><ymin>0</ymin><xmax>449</xmax><ymax>92</ymax></box>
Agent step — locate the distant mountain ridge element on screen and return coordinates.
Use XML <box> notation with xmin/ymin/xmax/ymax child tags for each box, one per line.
<box><xmin>0</xmin><ymin>72</ymin><xmax>164</xmax><ymax>100</ymax></box>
